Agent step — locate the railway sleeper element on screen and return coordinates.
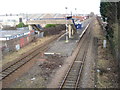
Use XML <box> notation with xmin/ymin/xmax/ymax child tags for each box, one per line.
<box><xmin>16</xmin><ymin>62</ymin><xmax>26</xmax><ymax>66</ymax></box>
<box><xmin>1</xmin><ymin>71</ymin><xmax>14</xmax><ymax>78</ymax></box>
<box><xmin>69</xmin><ymin>70</ymin><xmax>80</xmax><ymax>73</ymax></box>
<box><xmin>3</xmin><ymin>69</ymin><xmax>14</xmax><ymax>74</ymax></box>
<box><xmin>4</xmin><ymin>67</ymin><xmax>18</xmax><ymax>71</ymax></box>
<box><xmin>8</xmin><ymin>64</ymin><xmax>21</xmax><ymax>69</ymax></box>
<box><xmin>63</xmin><ymin>86</ymin><xmax>75</xmax><ymax>88</ymax></box>
<box><xmin>70</xmin><ymin>68</ymin><xmax>80</xmax><ymax>71</ymax></box>
<box><xmin>67</xmin><ymin>73</ymin><xmax>79</xmax><ymax>76</ymax></box>
<box><xmin>74</xmin><ymin>61</ymin><xmax>83</xmax><ymax>63</ymax></box>
<box><xmin>71</xmin><ymin>65</ymin><xmax>81</xmax><ymax>68</ymax></box>
<box><xmin>0</xmin><ymin>74</ymin><xmax>7</xmax><ymax>78</ymax></box>
<box><xmin>63</xmin><ymin>83</ymin><xmax>75</xmax><ymax>86</ymax></box>
<box><xmin>4</xmin><ymin>67</ymin><xmax>18</xmax><ymax>72</ymax></box>
<box><xmin>2</xmin><ymin>74</ymin><xmax>7</xmax><ymax>78</ymax></box>
<box><xmin>67</xmin><ymin>75</ymin><xmax>78</xmax><ymax>78</ymax></box>
<box><xmin>63</xmin><ymin>84</ymin><xmax>75</xmax><ymax>88</ymax></box>
<box><xmin>71</xmin><ymin>67</ymin><xmax>81</xmax><ymax>70</ymax></box>
<box><xmin>2</xmin><ymin>72</ymin><xmax>11</xmax><ymax>75</ymax></box>
<box><xmin>70</xmin><ymin>67</ymin><xmax>80</xmax><ymax>71</ymax></box>
<box><xmin>66</xmin><ymin>80</ymin><xmax>77</xmax><ymax>83</ymax></box>
<box><xmin>65</xmin><ymin>80</ymin><xmax>77</xmax><ymax>83</ymax></box>
<box><xmin>11</xmin><ymin>63</ymin><xmax>24</xmax><ymax>68</ymax></box>
<box><xmin>66</xmin><ymin>77</ymin><xmax>77</xmax><ymax>81</ymax></box>
<box><xmin>73</xmin><ymin>62</ymin><xmax>81</xmax><ymax>65</ymax></box>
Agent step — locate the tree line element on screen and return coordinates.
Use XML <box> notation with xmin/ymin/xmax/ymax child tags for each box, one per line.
<box><xmin>100</xmin><ymin>1</ymin><xmax>120</xmax><ymax>62</ymax></box>
<box><xmin>100</xmin><ymin>1</ymin><xmax>120</xmax><ymax>85</ymax></box>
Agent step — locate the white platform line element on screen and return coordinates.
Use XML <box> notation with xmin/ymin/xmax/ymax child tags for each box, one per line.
<box><xmin>79</xmin><ymin>23</ymin><xmax>90</xmax><ymax>39</ymax></box>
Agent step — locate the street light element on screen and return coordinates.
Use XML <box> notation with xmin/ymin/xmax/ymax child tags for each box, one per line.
<box><xmin>65</xmin><ymin>7</ymin><xmax>69</xmax><ymax>43</ymax></box>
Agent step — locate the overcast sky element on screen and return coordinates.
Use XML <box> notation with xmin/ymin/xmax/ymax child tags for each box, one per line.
<box><xmin>0</xmin><ymin>0</ymin><xmax>100</xmax><ymax>15</ymax></box>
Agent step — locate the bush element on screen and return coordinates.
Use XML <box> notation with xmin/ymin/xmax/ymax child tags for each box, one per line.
<box><xmin>45</xmin><ymin>24</ymin><xmax>56</xmax><ymax>28</ymax></box>
<box><xmin>16</xmin><ymin>22</ymin><xmax>28</xmax><ymax>28</ymax></box>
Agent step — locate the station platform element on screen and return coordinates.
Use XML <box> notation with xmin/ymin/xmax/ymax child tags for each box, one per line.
<box><xmin>45</xmin><ymin>22</ymin><xmax>89</xmax><ymax>56</ymax></box>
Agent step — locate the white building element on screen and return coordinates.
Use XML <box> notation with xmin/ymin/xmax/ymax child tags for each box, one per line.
<box><xmin>0</xmin><ymin>15</ymin><xmax>25</xmax><ymax>29</ymax></box>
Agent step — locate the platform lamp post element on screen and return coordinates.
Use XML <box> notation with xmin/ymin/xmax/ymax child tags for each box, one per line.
<box><xmin>65</xmin><ymin>7</ymin><xmax>69</xmax><ymax>43</ymax></box>
<box><xmin>75</xmin><ymin>8</ymin><xmax>77</xmax><ymax>20</ymax></box>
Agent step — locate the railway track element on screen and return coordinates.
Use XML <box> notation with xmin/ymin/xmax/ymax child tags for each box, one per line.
<box><xmin>59</xmin><ymin>23</ymin><xmax>92</xmax><ymax>89</ymax></box>
<box><xmin>0</xmin><ymin>32</ymin><xmax>65</xmax><ymax>81</ymax></box>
